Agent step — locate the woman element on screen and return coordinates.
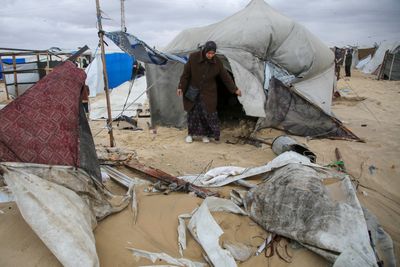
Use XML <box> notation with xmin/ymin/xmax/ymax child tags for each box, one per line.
<box><xmin>177</xmin><ymin>41</ymin><xmax>241</xmax><ymax>143</ymax></box>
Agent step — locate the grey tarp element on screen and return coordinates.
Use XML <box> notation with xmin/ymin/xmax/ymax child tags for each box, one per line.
<box><xmin>256</xmin><ymin>78</ymin><xmax>359</xmax><ymax>139</ymax></box>
<box><xmin>147</xmin><ymin>0</ymin><xmax>337</xmax><ymax>132</ymax></box>
<box><xmin>382</xmin><ymin>51</ymin><xmax>400</xmax><ymax>80</ymax></box>
<box><xmin>244</xmin><ymin>162</ymin><xmax>377</xmax><ymax>266</ymax></box>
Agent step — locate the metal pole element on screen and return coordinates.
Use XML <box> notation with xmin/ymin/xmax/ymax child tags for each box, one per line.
<box><xmin>95</xmin><ymin>0</ymin><xmax>115</xmax><ymax>147</ymax></box>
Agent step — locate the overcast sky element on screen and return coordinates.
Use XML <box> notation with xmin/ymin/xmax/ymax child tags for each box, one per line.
<box><xmin>0</xmin><ymin>0</ymin><xmax>399</xmax><ymax>52</ymax></box>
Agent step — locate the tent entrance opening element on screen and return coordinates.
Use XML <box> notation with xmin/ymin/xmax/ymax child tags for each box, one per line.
<box><xmin>216</xmin><ymin>73</ymin><xmax>249</xmax><ymax>123</ymax></box>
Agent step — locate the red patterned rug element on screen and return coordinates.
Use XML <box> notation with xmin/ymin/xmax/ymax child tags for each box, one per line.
<box><xmin>0</xmin><ymin>61</ymin><xmax>86</xmax><ymax>167</ymax></box>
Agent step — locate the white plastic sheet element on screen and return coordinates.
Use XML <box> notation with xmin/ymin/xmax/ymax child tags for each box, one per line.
<box><xmin>85</xmin><ymin>54</ymin><xmax>104</xmax><ymax>97</ymax></box>
<box><xmin>1</xmin><ymin>164</ymin><xmax>99</xmax><ymax>267</ymax></box>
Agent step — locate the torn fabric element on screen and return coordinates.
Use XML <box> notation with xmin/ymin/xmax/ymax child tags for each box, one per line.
<box><xmin>105</xmin><ymin>31</ymin><xmax>186</xmax><ymax>65</ymax></box>
<box><xmin>187</xmin><ymin>201</ymin><xmax>237</xmax><ymax>267</ymax></box>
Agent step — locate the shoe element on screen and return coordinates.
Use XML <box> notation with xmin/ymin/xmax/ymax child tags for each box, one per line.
<box><xmin>202</xmin><ymin>136</ymin><xmax>210</xmax><ymax>143</ymax></box>
<box><xmin>185</xmin><ymin>135</ymin><xmax>193</xmax><ymax>143</ymax></box>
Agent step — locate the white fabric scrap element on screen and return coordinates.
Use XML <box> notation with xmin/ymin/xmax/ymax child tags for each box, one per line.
<box><xmin>178</xmin><ymin>197</ymin><xmax>247</xmax><ymax>258</ymax></box>
<box><xmin>179</xmin><ymin>151</ymin><xmax>318</xmax><ymax>188</ymax></box>
<box><xmin>187</xmin><ymin>201</ymin><xmax>237</xmax><ymax>267</ymax></box>
<box><xmin>202</xmin><ymin>166</ymin><xmax>246</xmax><ymax>185</ymax></box>
<box><xmin>177</xmin><ymin>214</ymin><xmax>192</xmax><ymax>256</ymax></box>
<box><xmin>127</xmin><ymin>248</ymin><xmax>206</xmax><ymax>267</ymax></box>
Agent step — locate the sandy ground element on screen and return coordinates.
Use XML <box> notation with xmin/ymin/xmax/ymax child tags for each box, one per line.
<box><xmin>0</xmin><ymin>69</ymin><xmax>399</xmax><ymax>266</ymax></box>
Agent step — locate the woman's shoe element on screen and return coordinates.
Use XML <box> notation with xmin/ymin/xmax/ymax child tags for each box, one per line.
<box><xmin>185</xmin><ymin>135</ymin><xmax>193</xmax><ymax>143</ymax></box>
<box><xmin>202</xmin><ymin>136</ymin><xmax>210</xmax><ymax>143</ymax></box>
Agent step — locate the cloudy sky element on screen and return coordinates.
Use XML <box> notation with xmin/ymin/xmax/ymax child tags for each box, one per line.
<box><xmin>0</xmin><ymin>0</ymin><xmax>399</xmax><ymax>51</ymax></box>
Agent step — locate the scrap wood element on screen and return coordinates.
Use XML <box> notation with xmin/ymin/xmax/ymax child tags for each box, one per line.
<box><xmin>240</xmin><ymin>136</ymin><xmax>273</xmax><ymax>146</ymax></box>
<box><xmin>227</xmin><ymin>136</ymin><xmax>273</xmax><ymax>147</ymax></box>
<box><xmin>124</xmin><ymin>160</ymin><xmax>218</xmax><ymax>198</ymax></box>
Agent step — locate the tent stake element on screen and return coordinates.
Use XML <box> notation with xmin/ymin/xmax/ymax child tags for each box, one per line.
<box><xmin>95</xmin><ymin>0</ymin><xmax>115</xmax><ymax>147</ymax></box>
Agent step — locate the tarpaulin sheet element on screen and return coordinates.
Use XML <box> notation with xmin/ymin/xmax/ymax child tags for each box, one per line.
<box><xmin>105</xmin><ymin>53</ymin><xmax>133</xmax><ymax>89</ymax></box>
<box><xmin>0</xmin><ymin>58</ymin><xmax>26</xmax><ymax>80</ymax></box>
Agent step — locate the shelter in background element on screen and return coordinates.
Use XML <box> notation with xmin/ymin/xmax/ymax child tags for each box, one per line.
<box><xmin>357</xmin><ymin>47</ymin><xmax>376</xmax><ymax>61</ymax></box>
<box><xmin>0</xmin><ymin>47</ymin><xmax>91</xmax><ymax>99</ymax></box>
<box><xmin>144</xmin><ymin>0</ymin><xmax>358</xmax><ymax>140</ymax></box>
<box><xmin>379</xmin><ymin>47</ymin><xmax>400</xmax><ymax>80</ymax></box>
<box><xmin>358</xmin><ymin>41</ymin><xmax>400</xmax><ymax>80</ymax></box>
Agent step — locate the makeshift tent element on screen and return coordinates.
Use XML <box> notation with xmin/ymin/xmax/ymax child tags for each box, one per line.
<box><xmin>361</xmin><ymin>41</ymin><xmax>400</xmax><ymax>75</ymax></box>
<box><xmin>85</xmin><ymin>52</ymin><xmax>134</xmax><ymax>97</ymax></box>
<box><xmin>144</xmin><ymin>0</ymin><xmax>357</xmax><ymax>139</ymax></box>
<box><xmin>380</xmin><ymin>49</ymin><xmax>400</xmax><ymax>80</ymax></box>
<box><xmin>0</xmin><ymin>61</ymin><xmax>130</xmax><ymax>266</ymax></box>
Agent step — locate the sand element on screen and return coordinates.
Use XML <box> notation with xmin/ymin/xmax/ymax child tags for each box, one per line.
<box><xmin>0</xmin><ymin>69</ymin><xmax>399</xmax><ymax>266</ymax></box>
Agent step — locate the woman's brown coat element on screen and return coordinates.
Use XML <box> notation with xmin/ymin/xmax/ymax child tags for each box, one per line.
<box><xmin>178</xmin><ymin>50</ymin><xmax>237</xmax><ymax>113</ymax></box>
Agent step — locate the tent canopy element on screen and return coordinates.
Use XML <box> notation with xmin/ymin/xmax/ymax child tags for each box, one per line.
<box><xmin>146</xmin><ymin>0</ymin><xmax>336</xmax><ymax>131</ymax></box>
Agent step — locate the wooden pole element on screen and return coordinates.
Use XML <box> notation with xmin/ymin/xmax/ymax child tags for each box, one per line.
<box><xmin>388</xmin><ymin>53</ymin><xmax>395</xmax><ymax>81</ymax></box>
<box><xmin>120</xmin><ymin>0</ymin><xmax>126</xmax><ymax>32</ymax></box>
<box><xmin>0</xmin><ymin>56</ymin><xmax>10</xmax><ymax>100</ymax></box>
<box><xmin>45</xmin><ymin>52</ymin><xmax>50</xmax><ymax>75</ymax></box>
<box><xmin>36</xmin><ymin>54</ymin><xmax>40</xmax><ymax>79</ymax></box>
<box><xmin>95</xmin><ymin>0</ymin><xmax>115</xmax><ymax>147</ymax></box>
<box><xmin>12</xmin><ymin>55</ymin><xmax>19</xmax><ymax>97</ymax></box>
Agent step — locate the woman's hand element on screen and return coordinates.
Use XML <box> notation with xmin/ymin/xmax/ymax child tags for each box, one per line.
<box><xmin>177</xmin><ymin>88</ymin><xmax>183</xmax><ymax>96</ymax></box>
<box><xmin>235</xmin><ymin>89</ymin><xmax>242</xmax><ymax>97</ymax></box>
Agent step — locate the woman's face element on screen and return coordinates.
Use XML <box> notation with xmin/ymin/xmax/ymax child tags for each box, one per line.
<box><xmin>206</xmin><ymin>51</ymin><xmax>216</xmax><ymax>60</ymax></box>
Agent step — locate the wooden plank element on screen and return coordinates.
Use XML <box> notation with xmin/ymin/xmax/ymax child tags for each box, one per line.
<box><xmin>124</xmin><ymin>160</ymin><xmax>218</xmax><ymax>198</ymax></box>
<box><xmin>95</xmin><ymin>0</ymin><xmax>115</xmax><ymax>147</ymax></box>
